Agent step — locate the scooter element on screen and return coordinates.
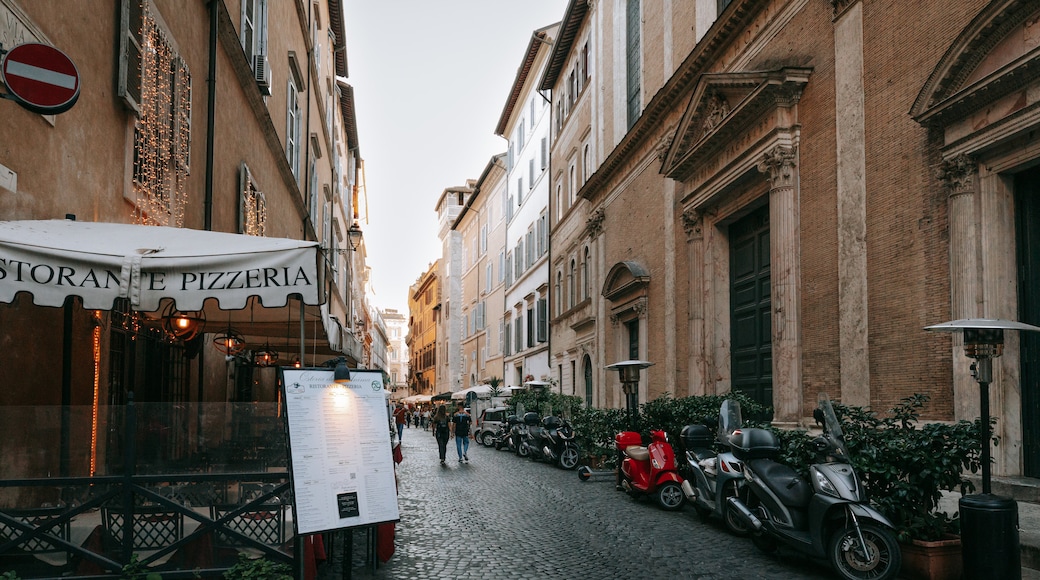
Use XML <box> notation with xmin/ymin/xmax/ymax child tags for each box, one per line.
<box><xmin>615</xmin><ymin>429</ymin><xmax>685</xmax><ymax>511</ymax></box>
<box><xmin>522</xmin><ymin>414</ymin><xmax>580</xmax><ymax>470</ymax></box>
<box><xmin>679</xmin><ymin>398</ymin><xmax>750</xmax><ymax>535</ymax></box>
<box><xmin>727</xmin><ymin>394</ymin><xmax>902</xmax><ymax>580</ymax></box>
<box><xmin>491</xmin><ymin>415</ymin><xmax>519</xmax><ymax>451</ymax></box>
<box><xmin>510</xmin><ymin>406</ymin><xmax>533</xmax><ymax>458</ymax></box>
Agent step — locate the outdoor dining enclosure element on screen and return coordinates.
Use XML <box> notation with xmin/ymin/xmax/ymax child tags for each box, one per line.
<box><xmin>0</xmin><ymin>220</ymin><xmax>340</xmax><ymax>578</ymax></box>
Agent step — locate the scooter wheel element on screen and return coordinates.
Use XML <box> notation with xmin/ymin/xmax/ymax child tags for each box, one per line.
<box><xmin>656</xmin><ymin>481</ymin><xmax>685</xmax><ymax>511</ymax></box>
<box><xmin>829</xmin><ymin>522</ymin><xmax>901</xmax><ymax>580</ymax></box>
<box><xmin>577</xmin><ymin>466</ymin><xmax>592</xmax><ymax>482</ymax></box>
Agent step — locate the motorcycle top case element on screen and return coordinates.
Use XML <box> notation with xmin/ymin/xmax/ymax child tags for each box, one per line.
<box><xmin>680</xmin><ymin>424</ymin><xmax>714</xmax><ymax>450</ymax></box>
<box><xmin>730</xmin><ymin>427</ymin><xmax>780</xmax><ymax>460</ymax></box>
<box><xmin>542</xmin><ymin>415</ymin><xmax>562</xmax><ymax>429</ymax></box>
<box><xmin>615</xmin><ymin>431</ymin><xmax>642</xmax><ymax>449</ymax></box>
<box><xmin>523</xmin><ymin>412</ymin><xmax>540</xmax><ymax>426</ymax></box>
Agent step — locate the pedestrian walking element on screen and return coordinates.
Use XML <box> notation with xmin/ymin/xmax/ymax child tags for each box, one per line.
<box><xmin>393</xmin><ymin>404</ymin><xmax>407</xmax><ymax>442</ymax></box>
<box><xmin>421</xmin><ymin>409</ymin><xmax>430</xmax><ymax>431</ymax></box>
<box><xmin>451</xmin><ymin>402</ymin><xmax>472</xmax><ymax>463</ymax></box>
<box><xmin>432</xmin><ymin>405</ymin><xmax>451</xmax><ymax>466</ymax></box>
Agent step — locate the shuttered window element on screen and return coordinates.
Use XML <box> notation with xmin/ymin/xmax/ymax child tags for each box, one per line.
<box><xmin>626</xmin><ymin>0</ymin><xmax>642</xmax><ymax>129</ymax></box>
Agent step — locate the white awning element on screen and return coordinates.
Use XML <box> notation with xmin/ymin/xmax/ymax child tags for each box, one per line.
<box><xmin>451</xmin><ymin>385</ymin><xmax>493</xmax><ymax>400</ymax></box>
<box><xmin>0</xmin><ymin>220</ymin><xmax>321</xmax><ymax>311</ymax></box>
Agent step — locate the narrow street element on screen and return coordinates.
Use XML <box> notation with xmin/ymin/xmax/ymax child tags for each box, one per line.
<box><xmin>331</xmin><ymin>430</ymin><xmax>835</xmax><ymax>579</ymax></box>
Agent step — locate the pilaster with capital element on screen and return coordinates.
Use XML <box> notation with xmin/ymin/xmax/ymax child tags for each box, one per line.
<box><xmin>939</xmin><ymin>154</ymin><xmax>981</xmax><ymax>323</ymax></box>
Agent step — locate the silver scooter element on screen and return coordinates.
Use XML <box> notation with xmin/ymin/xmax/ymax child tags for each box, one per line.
<box><xmin>727</xmin><ymin>394</ymin><xmax>902</xmax><ymax>580</ymax></box>
<box><xmin>679</xmin><ymin>399</ymin><xmax>751</xmax><ymax>535</ymax></box>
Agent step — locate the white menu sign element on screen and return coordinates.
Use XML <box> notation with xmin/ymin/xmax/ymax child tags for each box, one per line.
<box><xmin>281</xmin><ymin>369</ymin><xmax>400</xmax><ymax>534</ymax></box>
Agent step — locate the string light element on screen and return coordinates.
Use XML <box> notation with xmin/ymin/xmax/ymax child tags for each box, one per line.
<box><xmin>132</xmin><ymin>2</ymin><xmax>191</xmax><ymax>227</ymax></box>
<box><xmin>242</xmin><ymin>167</ymin><xmax>268</xmax><ymax>236</ymax></box>
<box><xmin>90</xmin><ymin>312</ymin><xmax>102</xmax><ymax>477</ymax></box>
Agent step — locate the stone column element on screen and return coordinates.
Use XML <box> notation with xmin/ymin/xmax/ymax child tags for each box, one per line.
<box><xmin>937</xmin><ymin>155</ymin><xmax>981</xmax><ymax>422</ymax></box>
<box><xmin>758</xmin><ymin>145</ymin><xmax>803</xmax><ymax>425</ymax></box>
<box><xmin>683</xmin><ymin>207</ymin><xmax>707</xmax><ymax>396</ymax></box>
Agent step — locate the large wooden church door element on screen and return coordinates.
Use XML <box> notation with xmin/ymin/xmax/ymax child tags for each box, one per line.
<box><xmin>730</xmin><ymin>205</ymin><xmax>772</xmax><ymax>408</ymax></box>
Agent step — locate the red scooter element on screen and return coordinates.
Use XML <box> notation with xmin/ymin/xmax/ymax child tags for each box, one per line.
<box><xmin>615</xmin><ymin>429</ymin><xmax>686</xmax><ymax>511</ymax></box>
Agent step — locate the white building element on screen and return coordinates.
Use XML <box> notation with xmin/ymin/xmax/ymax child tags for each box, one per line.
<box><xmin>381</xmin><ymin>308</ymin><xmax>410</xmax><ymax>397</ymax></box>
<box><xmin>496</xmin><ymin>23</ymin><xmax>559</xmax><ymax>388</ymax></box>
<box><xmin>435</xmin><ymin>183</ymin><xmax>473</xmax><ymax>393</ymax></box>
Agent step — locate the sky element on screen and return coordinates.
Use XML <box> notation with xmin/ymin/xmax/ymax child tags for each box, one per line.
<box><xmin>343</xmin><ymin>0</ymin><xmax>568</xmax><ymax>315</ymax></box>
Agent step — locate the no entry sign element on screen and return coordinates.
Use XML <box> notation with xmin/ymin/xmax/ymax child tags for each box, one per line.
<box><xmin>2</xmin><ymin>43</ymin><xmax>80</xmax><ymax>114</ymax></box>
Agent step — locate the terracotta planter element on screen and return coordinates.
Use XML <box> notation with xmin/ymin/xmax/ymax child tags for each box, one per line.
<box><xmin>900</xmin><ymin>536</ymin><xmax>962</xmax><ymax>580</ymax></box>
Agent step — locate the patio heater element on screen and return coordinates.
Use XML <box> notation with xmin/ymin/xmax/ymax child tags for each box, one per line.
<box><xmin>605</xmin><ymin>360</ymin><xmax>653</xmax><ymax>429</ymax></box>
<box><xmin>925</xmin><ymin>318</ymin><xmax>1040</xmax><ymax>579</ymax></box>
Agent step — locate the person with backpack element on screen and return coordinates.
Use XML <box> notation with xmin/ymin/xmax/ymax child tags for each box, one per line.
<box><xmin>432</xmin><ymin>405</ymin><xmax>451</xmax><ymax>466</ymax></box>
<box><xmin>451</xmin><ymin>402</ymin><xmax>472</xmax><ymax>463</ymax></box>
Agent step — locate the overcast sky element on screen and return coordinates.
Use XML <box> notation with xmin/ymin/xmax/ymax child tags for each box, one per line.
<box><xmin>344</xmin><ymin>0</ymin><xmax>567</xmax><ymax>315</ymax></box>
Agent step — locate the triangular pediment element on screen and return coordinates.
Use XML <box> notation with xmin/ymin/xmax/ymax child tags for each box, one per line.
<box><xmin>661</xmin><ymin>68</ymin><xmax>811</xmax><ymax>182</ymax></box>
<box><xmin>911</xmin><ymin>0</ymin><xmax>1040</xmax><ymax>126</ymax></box>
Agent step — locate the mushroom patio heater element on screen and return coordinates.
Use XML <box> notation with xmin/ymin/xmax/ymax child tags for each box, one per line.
<box><xmin>925</xmin><ymin>318</ymin><xmax>1040</xmax><ymax>579</ymax></box>
<box><xmin>606</xmin><ymin>360</ymin><xmax>653</xmax><ymax>429</ymax></box>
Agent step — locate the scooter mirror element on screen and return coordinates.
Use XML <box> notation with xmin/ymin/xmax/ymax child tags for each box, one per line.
<box><xmin>812</xmin><ymin>407</ymin><xmax>825</xmax><ymax>428</ymax></box>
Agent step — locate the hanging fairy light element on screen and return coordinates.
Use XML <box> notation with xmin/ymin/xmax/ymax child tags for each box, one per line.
<box><xmin>132</xmin><ymin>3</ymin><xmax>191</xmax><ymax>227</ymax></box>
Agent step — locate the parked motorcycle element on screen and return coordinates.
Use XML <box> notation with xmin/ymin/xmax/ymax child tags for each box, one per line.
<box><xmin>510</xmin><ymin>406</ymin><xmax>532</xmax><ymax>458</ymax></box>
<box><xmin>615</xmin><ymin>429</ymin><xmax>685</xmax><ymax>511</ymax></box>
<box><xmin>521</xmin><ymin>414</ymin><xmax>580</xmax><ymax>470</ymax></box>
<box><xmin>727</xmin><ymin>394</ymin><xmax>902</xmax><ymax>580</ymax></box>
<box><xmin>679</xmin><ymin>399</ymin><xmax>750</xmax><ymax>535</ymax></box>
<box><xmin>491</xmin><ymin>415</ymin><xmax>519</xmax><ymax>451</ymax></box>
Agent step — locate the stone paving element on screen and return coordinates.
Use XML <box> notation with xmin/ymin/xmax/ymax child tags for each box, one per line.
<box><xmin>321</xmin><ymin>428</ymin><xmax>838</xmax><ymax>580</ymax></box>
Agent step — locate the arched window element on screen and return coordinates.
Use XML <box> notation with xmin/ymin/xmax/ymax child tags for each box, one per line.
<box><xmin>582</xmin><ymin>246</ymin><xmax>590</xmax><ymax>300</ymax></box>
<box><xmin>555</xmin><ymin>271</ymin><xmax>563</xmax><ymax>316</ymax></box>
<box><xmin>582</xmin><ymin>143</ymin><xmax>591</xmax><ymax>183</ymax></box>
<box><xmin>569</xmin><ymin>258</ymin><xmax>576</xmax><ymax>309</ymax></box>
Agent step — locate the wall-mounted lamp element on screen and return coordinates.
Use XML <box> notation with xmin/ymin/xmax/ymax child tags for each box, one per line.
<box><xmin>347</xmin><ymin>221</ymin><xmax>363</xmax><ymax>251</ymax></box>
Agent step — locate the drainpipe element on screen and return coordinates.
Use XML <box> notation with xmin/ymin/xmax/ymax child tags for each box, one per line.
<box><xmin>204</xmin><ymin>0</ymin><xmax>217</xmax><ymax>231</ymax></box>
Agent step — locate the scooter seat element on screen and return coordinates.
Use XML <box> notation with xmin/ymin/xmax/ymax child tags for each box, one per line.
<box><xmin>749</xmin><ymin>458</ymin><xmax>812</xmax><ymax>508</ymax></box>
<box><xmin>687</xmin><ymin>448</ymin><xmax>716</xmax><ymax>463</ymax></box>
<box><xmin>625</xmin><ymin>445</ymin><xmax>649</xmax><ymax>461</ymax></box>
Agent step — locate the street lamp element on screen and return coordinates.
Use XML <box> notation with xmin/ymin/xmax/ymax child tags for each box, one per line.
<box><xmin>347</xmin><ymin>221</ymin><xmax>363</xmax><ymax>251</ymax></box>
<box><xmin>925</xmin><ymin>317</ymin><xmax>1040</xmax><ymax>578</ymax></box>
<box><xmin>606</xmin><ymin>360</ymin><xmax>653</xmax><ymax>429</ymax></box>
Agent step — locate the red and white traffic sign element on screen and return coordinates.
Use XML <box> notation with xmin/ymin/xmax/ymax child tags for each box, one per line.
<box><xmin>1</xmin><ymin>42</ymin><xmax>80</xmax><ymax>114</ymax></box>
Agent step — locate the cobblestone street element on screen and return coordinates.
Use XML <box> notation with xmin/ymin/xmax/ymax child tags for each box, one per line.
<box><xmin>327</xmin><ymin>429</ymin><xmax>836</xmax><ymax>579</ymax></box>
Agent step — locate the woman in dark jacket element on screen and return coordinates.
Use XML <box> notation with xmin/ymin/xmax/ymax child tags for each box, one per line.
<box><xmin>431</xmin><ymin>405</ymin><xmax>451</xmax><ymax>466</ymax></box>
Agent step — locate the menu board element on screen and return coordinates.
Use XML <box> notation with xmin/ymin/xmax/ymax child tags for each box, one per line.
<box><xmin>280</xmin><ymin>368</ymin><xmax>400</xmax><ymax>534</ymax></box>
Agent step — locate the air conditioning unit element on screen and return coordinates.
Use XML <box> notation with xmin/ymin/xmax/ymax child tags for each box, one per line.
<box><xmin>253</xmin><ymin>53</ymin><xmax>271</xmax><ymax>96</ymax></box>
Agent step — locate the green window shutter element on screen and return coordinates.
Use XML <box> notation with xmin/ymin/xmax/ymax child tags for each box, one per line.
<box><xmin>117</xmin><ymin>0</ymin><xmax>143</xmax><ymax>114</ymax></box>
<box><xmin>625</xmin><ymin>0</ymin><xmax>641</xmax><ymax>128</ymax></box>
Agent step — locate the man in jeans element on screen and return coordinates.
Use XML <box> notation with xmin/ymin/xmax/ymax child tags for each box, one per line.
<box><xmin>451</xmin><ymin>402</ymin><xmax>472</xmax><ymax>463</ymax></box>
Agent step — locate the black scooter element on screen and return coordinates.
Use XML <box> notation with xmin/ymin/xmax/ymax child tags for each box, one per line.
<box><xmin>727</xmin><ymin>395</ymin><xmax>901</xmax><ymax>580</ymax></box>
<box><xmin>521</xmin><ymin>413</ymin><xmax>580</xmax><ymax>470</ymax></box>
<box><xmin>491</xmin><ymin>415</ymin><xmax>519</xmax><ymax>451</ymax></box>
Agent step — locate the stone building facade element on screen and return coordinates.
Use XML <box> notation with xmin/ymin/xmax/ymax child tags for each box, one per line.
<box><xmin>541</xmin><ymin>0</ymin><xmax>1040</xmax><ymax>479</ymax></box>
<box><xmin>407</xmin><ymin>260</ymin><xmax>439</xmax><ymax>395</ymax></box>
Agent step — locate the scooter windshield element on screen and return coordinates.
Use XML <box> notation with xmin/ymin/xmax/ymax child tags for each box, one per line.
<box><xmin>718</xmin><ymin>399</ymin><xmax>743</xmax><ymax>442</ymax></box>
<box><xmin>818</xmin><ymin>394</ymin><xmax>850</xmax><ymax>460</ymax></box>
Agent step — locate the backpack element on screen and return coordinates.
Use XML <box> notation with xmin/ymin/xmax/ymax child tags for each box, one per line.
<box><xmin>435</xmin><ymin>418</ymin><xmax>450</xmax><ymax>438</ymax></box>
